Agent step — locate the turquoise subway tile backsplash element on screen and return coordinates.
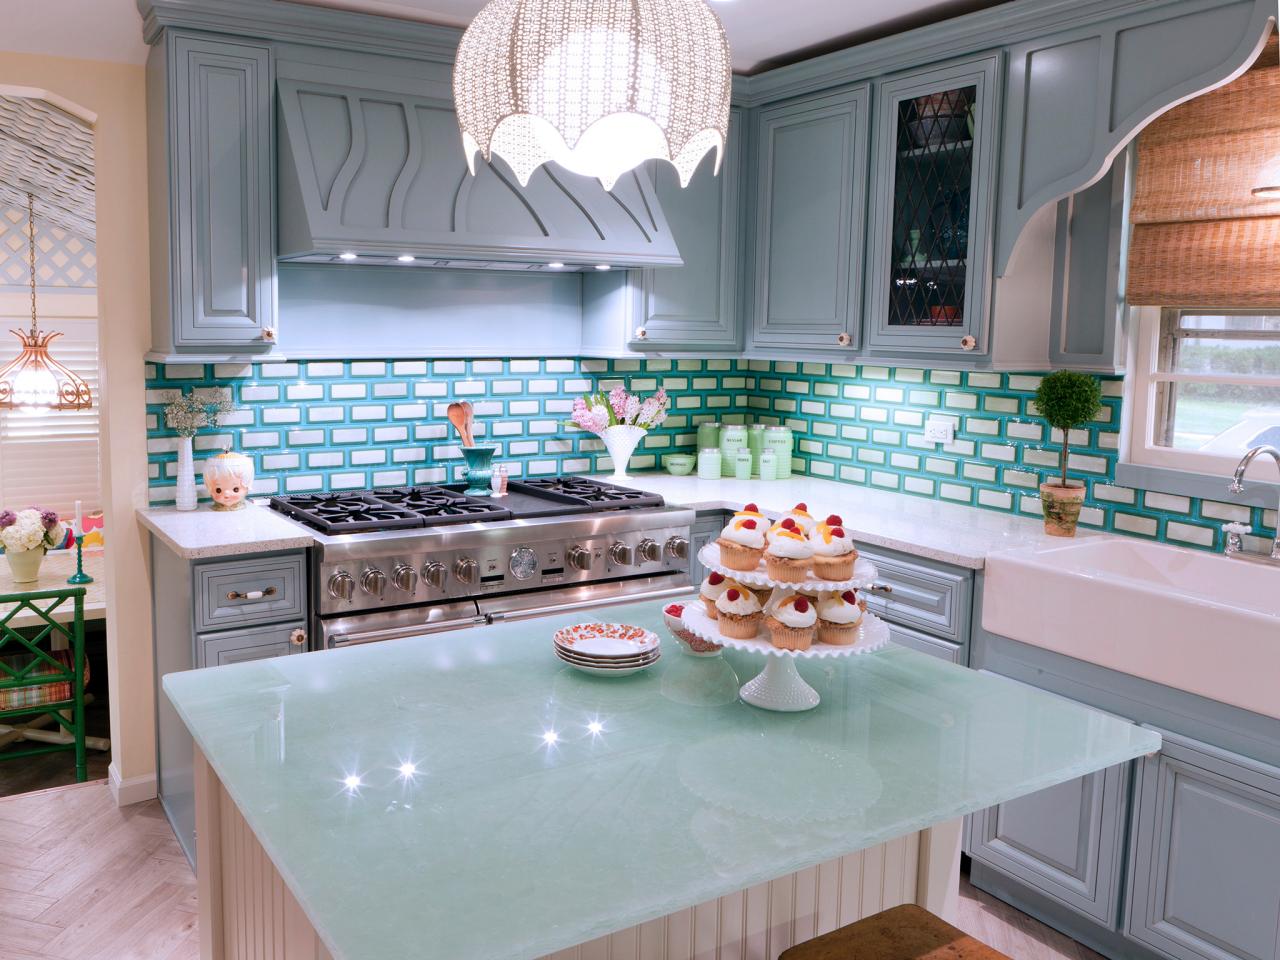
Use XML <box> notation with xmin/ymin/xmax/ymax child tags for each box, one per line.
<box><xmin>144</xmin><ymin>357</ymin><xmax>1276</xmax><ymax>552</ymax></box>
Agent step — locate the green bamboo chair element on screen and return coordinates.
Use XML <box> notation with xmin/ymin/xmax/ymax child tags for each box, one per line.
<box><xmin>0</xmin><ymin>586</ymin><xmax>88</xmax><ymax>782</ymax></box>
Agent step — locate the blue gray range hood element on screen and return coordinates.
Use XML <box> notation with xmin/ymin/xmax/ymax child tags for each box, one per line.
<box><xmin>276</xmin><ymin>70</ymin><xmax>683</xmax><ymax>271</ymax></box>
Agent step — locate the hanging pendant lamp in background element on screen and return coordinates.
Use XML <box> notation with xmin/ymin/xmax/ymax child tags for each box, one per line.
<box><xmin>0</xmin><ymin>193</ymin><xmax>92</xmax><ymax>412</ymax></box>
<box><xmin>453</xmin><ymin>0</ymin><xmax>732</xmax><ymax>190</ymax></box>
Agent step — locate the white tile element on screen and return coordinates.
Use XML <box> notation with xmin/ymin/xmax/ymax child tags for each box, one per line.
<box><xmin>331</xmin><ymin>428</ymin><xmax>368</xmax><ymax>444</ymax></box>
<box><xmin>330</xmin><ymin>383</ymin><xmax>368</xmax><ymax>400</ymax></box>
<box><xmin>1114</xmin><ymin>513</ymin><xmax>1158</xmax><ymax>536</ymax></box>
<box><xmin>351</xmin><ymin>361</ymin><xmax>386</xmax><ymax>377</ymax></box>
<box><xmin>307</xmin><ymin>362</ymin><xmax>345</xmax><ymax>378</ymax></box>
<box><xmin>1144</xmin><ymin>491</ymin><xmax>1190</xmax><ymax>513</ymax></box>
<box><xmin>1166</xmin><ymin>521</ymin><xmax>1214</xmax><ymax>547</ymax></box>
<box><xmin>351</xmin><ymin>450</ymin><xmax>387</xmax><ymax>465</ymax></box>
<box><xmin>392</xmin><ymin>361</ymin><xmax>428</xmax><ymax>375</ymax></box>
<box><xmin>286</xmin><ymin>429</ymin><xmax>324</xmax><ymax>446</ymax></box>
<box><xmin>374</xmin><ymin>426</ymin><xmax>408</xmax><ymax>442</ymax></box>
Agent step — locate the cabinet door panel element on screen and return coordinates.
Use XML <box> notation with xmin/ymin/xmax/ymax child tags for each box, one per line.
<box><xmin>634</xmin><ymin>108</ymin><xmax>743</xmax><ymax>349</ymax></box>
<box><xmin>1126</xmin><ymin>731</ymin><xmax>1280</xmax><ymax>960</ymax></box>
<box><xmin>866</xmin><ymin>55</ymin><xmax>1000</xmax><ymax>357</ymax></box>
<box><xmin>753</xmin><ymin>88</ymin><xmax>868</xmax><ymax>352</ymax></box>
<box><xmin>174</xmin><ymin>36</ymin><xmax>273</xmax><ymax>346</ymax></box>
<box><xmin>971</xmin><ymin>763</ymin><xmax>1129</xmax><ymax>926</ymax></box>
<box><xmin>886</xmin><ymin>622</ymin><xmax>962</xmax><ymax>664</ymax></box>
<box><xmin>197</xmin><ymin>621</ymin><xmax>308</xmax><ymax>670</ymax></box>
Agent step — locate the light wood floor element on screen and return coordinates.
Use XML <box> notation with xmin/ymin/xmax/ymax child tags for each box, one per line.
<box><xmin>0</xmin><ymin>781</ymin><xmax>1104</xmax><ymax>960</ymax></box>
<box><xmin>0</xmin><ymin>779</ymin><xmax>197</xmax><ymax>960</ymax></box>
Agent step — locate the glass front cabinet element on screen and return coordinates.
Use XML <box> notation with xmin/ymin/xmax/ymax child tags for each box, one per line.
<box><xmin>865</xmin><ymin>55</ymin><xmax>1001</xmax><ymax>359</ymax></box>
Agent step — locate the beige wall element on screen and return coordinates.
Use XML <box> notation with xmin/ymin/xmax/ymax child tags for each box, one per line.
<box><xmin>0</xmin><ymin>52</ymin><xmax>156</xmax><ymax>803</ymax></box>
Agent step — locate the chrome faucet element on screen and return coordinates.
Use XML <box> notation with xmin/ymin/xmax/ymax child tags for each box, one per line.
<box><xmin>1228</xmin><ymin>445</ymin><xmax>1280</xmax><ymax>561</ymax></box>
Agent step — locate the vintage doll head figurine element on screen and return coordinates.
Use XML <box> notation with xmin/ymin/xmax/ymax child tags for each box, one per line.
<box><xmin>203</xmin><ymin>451</ymin><xmax>255</xmax><ymax>511</ymax></box>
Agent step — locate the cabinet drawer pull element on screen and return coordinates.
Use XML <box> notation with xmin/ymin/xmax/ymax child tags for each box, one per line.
<box><xmin>289</xmin><ymin>628</ymin><xmax>307</xmax><ymax>647</ymax></box>
<box><xmin>836</xmin><ymin>332</ymin><xmax>852</xmax><ymax>347</ymax></box>
<box><xmin>867</xmin><ymin>583</ymin><xmax>894</xmax><ymax>595</ymax></box>
<box><xmin>960</xmin><ymin>335</ymin><xmax>977</xmax><ymax>351</ymax></box>
<box><xmin>634</xmin><ymin>326</ymin><xmax>648</xmax><ymax>341</ymax></box>
<box><xmin>227</xmin><ymin>586</ymin><xmax>277</xmax><ymax>602</ymax></box>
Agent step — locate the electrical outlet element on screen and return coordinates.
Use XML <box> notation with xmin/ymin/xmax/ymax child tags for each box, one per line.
<box><xmin>923</xmin><ymin>416</ymin><xmax>955</xmax><ymax>444</ymax></box>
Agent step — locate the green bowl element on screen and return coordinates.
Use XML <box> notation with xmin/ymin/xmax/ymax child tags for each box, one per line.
<box><xmin>664</xmin><ymin>454</ymin><xmax>696</xmax><ymax>476</ymax></box>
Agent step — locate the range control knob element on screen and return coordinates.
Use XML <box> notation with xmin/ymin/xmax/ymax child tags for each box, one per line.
<box><xmin>567</xmin><ymin>545</ymin><xmax>593</xmax><ymax>572</ymax></box>
<box><xmin>509</xmin><ymin>546</ymin><xmax>538</xmax><ymax>581</ymax></box>
<box><xmin>609</xmin><ymin>541</ymin><xmax>634</xmax><ymax>566</ymax></box>
<box><xmin>665</xmin><ymin>536</ymin><xmax>690</xmax><ymax>560</ymax></box>
<box><xmin>360</xmin><ymin>568</ymin><xmax>387</xmax><ymax>599</ymax></box>
<box><xmin>454</xmin><ymin>557</ymin><xmax>480</xmax><ymax>584</ymax></box>
<box><xmin>392</xmin><ymin>564</ymin><xmax>418</xmax><ymax>593</ymax></box>
<box><xmin>422</xmin><ymin>561</ymin><xmax>447</xmax><ymax>589</ymax></box>
<box><xmin>327</xmin><ymin>571</ymin><xmax>355</xmax><ymax>602</ymax></box>
<box><xmin>637</xmin><ymin>538</ymin><xmax>662</xmax><ymax>563</ymax></box>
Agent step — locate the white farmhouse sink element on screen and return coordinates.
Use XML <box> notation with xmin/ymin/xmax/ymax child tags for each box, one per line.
<box><xmin>983</xmin><ymin>537</ymin><xmax>1280</xmax><ymax>720</ymax></box>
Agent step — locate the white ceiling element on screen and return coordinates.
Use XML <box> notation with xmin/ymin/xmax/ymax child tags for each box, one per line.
<box><xmin>285</xmin><ymin>0</ymin><xmax>1010</xmax><ymax>73</ymax></box>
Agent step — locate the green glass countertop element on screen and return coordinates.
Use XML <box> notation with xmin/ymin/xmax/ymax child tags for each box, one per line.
<box><xmin>163</xmin><ymin>600</ymin><xmax>1159</xmax><ymax>960</ymax></box>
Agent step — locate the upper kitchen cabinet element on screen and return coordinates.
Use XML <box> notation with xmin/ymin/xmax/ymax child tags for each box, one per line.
<box><xmin>624</xmin><ymin>107</ymin><xmax>746</xmax><ymax>351</ymax></box>
<box><xmin>750</xmin><ymin>86</ymin><xmax>870</xmax><ymax>355</ymax></box>
<box><xmin>864</xmin><ymin>55</ymin><xmax>1000</xmax><ymax>360</ymax></box>
<box><xmin>274</xmin><ymin>65</ymin><xmax>680</xmax><ymax>270</ymax></box>
<box><xmin>147</xmin><ymin>33</ymin><xmax>276</xmax><ymax>355</ymax></box>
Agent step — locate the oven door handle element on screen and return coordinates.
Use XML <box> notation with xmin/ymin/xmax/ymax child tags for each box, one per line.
<box><xmin>485</xmin><ymin>583</ymin><xmax>691</xmax><ymax>624</ymax></box>
<box><xmin>326</xmin><ymin>615</ymin><xmax>489</xmax><ymax>648</ymax></box>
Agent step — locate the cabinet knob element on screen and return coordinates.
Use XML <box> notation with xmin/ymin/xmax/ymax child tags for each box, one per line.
<box><xmin>960</xmin><ymin>335</ymin><xmax>977</xmax><ymax>351</ymax></box>
<box><xmin>634</xmin><ymin>326</ymin><xmax>648</xmax><ymax>341</ymax></box>
<box><xmin>836</xmin><ymin>332</ymin><xmax>852</xmax><ymax>347</ymax></box>
<box><xmin>289</xmin><ymin>628</ymin><xmax>307</xmax><ymax>647</ymax></box>
<box><xmin>260</xmin><ymin>327</ymin><xmax>277</xmax><ymax>343</ymax></box>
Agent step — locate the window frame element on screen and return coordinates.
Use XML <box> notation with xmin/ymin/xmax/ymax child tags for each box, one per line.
<box><xmin>1125</xmin><ymin>305</ymin><xmax>1280</xmax><ymax>484</ymax></box>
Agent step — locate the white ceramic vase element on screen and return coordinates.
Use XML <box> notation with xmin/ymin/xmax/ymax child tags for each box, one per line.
<box><xmin>601</xmin><ymin>425</ymin><xmax>647</xmax><ymax>481</ymax></box>
<box><xmin>6</xmin><ymin>546</ymin><xmax>45</xmax><ymax>584</ymax></box>
<box><xmin>175</xmin><ymin>436</ymin><xmax>198</xmax><ymax>512</ymax></box>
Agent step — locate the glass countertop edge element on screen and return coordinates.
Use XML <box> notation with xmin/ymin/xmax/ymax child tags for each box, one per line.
<box><xmin>162</xmin><ymin>673</ymin><xmax>1160</xmax><ymax>960</ymax></box>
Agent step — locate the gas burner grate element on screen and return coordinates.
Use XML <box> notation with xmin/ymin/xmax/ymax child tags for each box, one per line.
<box><xmin>371</xmin><ymin>487</ymin><xmax>511</xmax><ymax>523</ymax></box>
<box><xmin>269</xmin><ymin>494</ymin><xmax>424</xmax><ymax>534</ymax></box>
<box><xmin>513</xmin><ymin>477</ymin><xmax>665</xmax><ymax>510</ymax></box>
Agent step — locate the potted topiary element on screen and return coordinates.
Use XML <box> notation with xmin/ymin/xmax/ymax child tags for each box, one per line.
<box><xmin>1033</xmin><ymin>370</ymin><xmax>1102</xmax><ymax>537</ymax></box>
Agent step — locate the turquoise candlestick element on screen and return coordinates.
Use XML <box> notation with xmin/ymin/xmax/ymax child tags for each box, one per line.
<box><xmin>67</xmin><ymin>534</ymin><xmax>93</xmax><ymax>585</ymax></box>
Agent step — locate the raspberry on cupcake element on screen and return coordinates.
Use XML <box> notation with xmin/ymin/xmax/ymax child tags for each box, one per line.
<box><xmin>766</xmin><ymin>515</ymin><xmax>803</xmax><ymax>544</ymax></box>
<box><xmin>782</xmin><ymin>503</ymin><xmax>817</xmax><ymax>534</ymax></box>
<box><xmin>715</xmin><ymin>586</ymin><xmax>764</xmax><ymax>639</ymax></box>
<box><xmin>810</xmin><ymin>516</ymin><xmax>858</xmax><ymax>580</ymax></box>
<box><xmin>716</xmin><ymin>516</ymin><xmax>766</xmax><ymax>571</ymax></box>
<box><xmin>817</xmin><ymin>590</ymin><xmax>865</xmax><ymax>645</ymax></box>
<box><xmin>763</xmin><ymin>527</ymin><xmax>814</xmax><ymax>582</ymax></box>
<box><xmin>766</xmin><ymin>593</ymin><xmax>817</xmax><ymax>651</ymax></box>
<box><xmin>699</xmin><ymin>570</ymin><xmax>732</xmax><ymax>619</ymax></box>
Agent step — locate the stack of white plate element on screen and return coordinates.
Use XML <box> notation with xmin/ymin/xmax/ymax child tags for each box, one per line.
<box><xmin>553</xmin><ymin>623</ymin><xmax>661</xmax><ymax>676</ymax></box>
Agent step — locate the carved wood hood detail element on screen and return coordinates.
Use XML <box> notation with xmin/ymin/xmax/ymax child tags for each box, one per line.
<box><xmin>277</xmin><ymin>75</ymin><xmax>683</xmax><ymax>270</ymax></box>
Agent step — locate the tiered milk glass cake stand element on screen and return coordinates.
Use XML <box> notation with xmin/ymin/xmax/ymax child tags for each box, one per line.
<box><xmin>682</xmin><ymin>543</ymin><xmax>891</xmax><ymax>712</ymax></box>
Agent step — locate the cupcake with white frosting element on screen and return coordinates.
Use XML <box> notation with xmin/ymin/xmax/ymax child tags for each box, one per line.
<box><xmin>810</xmin><ymin>515</ymin><xmax>858</xmax><ymax>580</ymax></box>
<box><xmin>765</xmin><ymin>593</ymin><xmax>817</xmax><ymax>651</ymax></box>
<box><xmin>816</xmin><ymin>590</ymin><xmax>865</xmax><ymax>646</ymax></box>
<box><xmin>782</xmin><ymin>503</ymin><xmax>817</xmax><ymax>534</ymax></box>
<box><xmin>715</xmin><ymin>585</ymin><xmax>764</xmax><ymax>639</ymax></box>
<box><xmin>716</xmin><ymin>516</ymin><xmax>766</xmax><ymax>571</ymax></box>
<box><xmin>763</xmin><ymin>527</ymin><xmax>814</xmax><ymax>582</ymax></box>
<box><xmin>699</xmin><ymin>571</ymin><xmax>732</xmax><ymax>619</ymax></box>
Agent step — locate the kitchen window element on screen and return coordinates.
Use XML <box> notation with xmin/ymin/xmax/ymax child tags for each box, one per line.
<box><xmin>1127</xmin><ymin>307</ymin><xmax>1280</xmax><ymax>479</ymax></box>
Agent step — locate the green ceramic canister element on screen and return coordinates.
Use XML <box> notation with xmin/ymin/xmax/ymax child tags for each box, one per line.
<box><xmin>763</xmin><ymin>426</ymin><xmax>793</xmax><ymax>479</ymax></box>
<box><xmin>719</xmin><ymin>425</ymin><xmax>747</xmax><ymax>478</ymax></box>
<box><xmin>748</xmin><ymin>424</ymin><xmax>766</xmax><ymax>477</ymax></box>
<box><xmin>696</xmin><ymin>421</ymin><xmax>721</xmax><ymax>452</ymax></box>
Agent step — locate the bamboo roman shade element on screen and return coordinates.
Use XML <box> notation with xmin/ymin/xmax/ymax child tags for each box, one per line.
<box><xmin>1127</xmin><ymin>31</ymin><xmax>1280</xmax><ymax>307</ymax></box>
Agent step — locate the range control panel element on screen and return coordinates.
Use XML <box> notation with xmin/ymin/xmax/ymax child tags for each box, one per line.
<box><xmin>317</xmin><ymin>525</ymin><xmax>692</xmax><ymax>616</ymax></box>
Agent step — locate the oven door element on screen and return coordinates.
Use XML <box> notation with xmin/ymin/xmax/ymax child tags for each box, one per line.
<box><xmin>319</xmin><ymin>600</ymin><xmax>486</xmax><ymax>649</ymax></box>
<box><xmin>478</xmin><ymin>574</ymin><xmax>692</xmax><ymax>624</ymax></box>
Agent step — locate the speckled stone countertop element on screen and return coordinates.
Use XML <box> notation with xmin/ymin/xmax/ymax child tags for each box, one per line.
<box><xmin>598</xmin><ymin>473</ymin><xmax>1088</xmax><ymax>569</ymax></box>
<box><xmin>137</xmin><ymin>502</ymin><xmax>316</xmax><ymax>560</ymax></box>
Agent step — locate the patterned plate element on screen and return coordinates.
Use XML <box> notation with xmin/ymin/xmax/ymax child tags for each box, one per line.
<box><xmin>553</xmin><ymin>622</ymin><xmax>660</xmax><ymax>658</ymax></box>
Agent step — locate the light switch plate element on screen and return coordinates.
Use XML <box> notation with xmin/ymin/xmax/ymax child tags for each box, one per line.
<box><xmin>924</xmin><ymin>416</ymin><xmax>955</xmax><ymax>444</ymax></box>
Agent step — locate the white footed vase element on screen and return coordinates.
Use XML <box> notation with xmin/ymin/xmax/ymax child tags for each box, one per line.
<box><xmin>5</xmin><ymin>547</ymin><xmax>46</xmax><ymax>584</ymax></box>
<box><xmin>175</xmin><ymin>436</ymin><xmax>198</xmax><ymax>512</ymax></box>
<box><xmin>601</xmin><ymin>425</ymin><xmax>647</xmax><ymax>481</ymax></box>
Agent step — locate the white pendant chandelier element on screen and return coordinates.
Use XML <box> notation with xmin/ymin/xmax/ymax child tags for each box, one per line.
<box><xmin>453</xmin><ymin>0</ymin><xmax>732</xmax><ymax>191</ymax></box>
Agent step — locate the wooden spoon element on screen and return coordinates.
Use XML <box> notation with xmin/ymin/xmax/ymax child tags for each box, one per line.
<box><xmin>460</xmin><ymin>401</ymin><xmax>475</xmax><ymax>447</ymax></box>
<box><xmin>447</xmin><ymin>402</ymin><xmax>472</xmax><ymax>447</ymax></box>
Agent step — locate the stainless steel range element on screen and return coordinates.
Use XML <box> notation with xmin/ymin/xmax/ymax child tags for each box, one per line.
<box><xmin>270</xmin><ymin>477</ymin><xmax>694</xmax><ymax>648</ymax></box>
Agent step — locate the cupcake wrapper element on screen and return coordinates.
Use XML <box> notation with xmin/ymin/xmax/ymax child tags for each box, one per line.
<box><xmin>813</xmin><ymin>553</ymin><xmax>856</xmax><ymax>581</ymax></box>
<box><xmin>765</xmin><ymin>616</ymin><xmax>814</xmax><ymax>651</ymax></box>
<box><xmin>817</xmin><ymin>620</ymin><xmax>860</xmax><ymax>646</ymax></box>
<box><xmin>717</xmin><ymin>610</ymin><xmax>762</xmax><ymax>639</ymax></box>
<box><xmin>717</xmin><ymin>538</ymin><xmax>765</xmax><ymax>571</ymax></box>
<box><xmin>765</xmin><ymin>555</ymin><xmax>811</xmax><ymax>582</ymax></box>
<box><xmin>702</xmin><ymin>596</ymin><xmax>720</xmax><ymax>620</ymax></box>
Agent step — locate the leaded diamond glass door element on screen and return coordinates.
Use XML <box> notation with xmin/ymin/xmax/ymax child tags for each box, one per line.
<box><xmin>866</xmin><ymin>57</ymin><xmax>1000</xmax><ymax>358</ymax></box>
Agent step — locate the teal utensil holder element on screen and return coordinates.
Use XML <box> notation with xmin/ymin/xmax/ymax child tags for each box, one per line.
<box><xmin>461</xmin><ymin>446</ymin><xmax>497</xmax><ymax>496</ymax></box>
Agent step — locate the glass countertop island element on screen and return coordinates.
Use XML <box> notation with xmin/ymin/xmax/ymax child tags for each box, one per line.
<box><xmin>164</xmin><ymin>599</ymin><xmax>1159</xmax><ymax>960</ymax></box>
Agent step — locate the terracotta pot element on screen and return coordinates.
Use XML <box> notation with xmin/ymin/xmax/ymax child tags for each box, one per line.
<box><xmin>1040</xmin><ymin>482</ymin><xmax>1086</xmax><ymax>537</ymax></box>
